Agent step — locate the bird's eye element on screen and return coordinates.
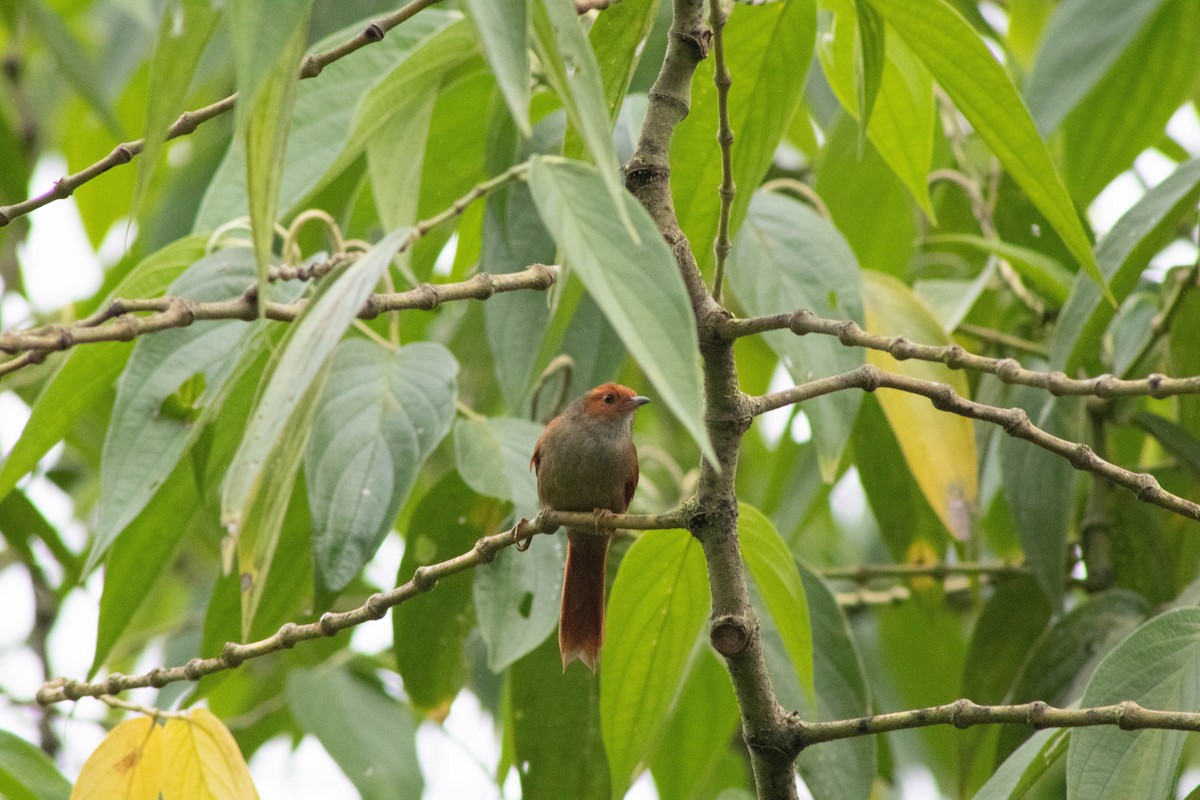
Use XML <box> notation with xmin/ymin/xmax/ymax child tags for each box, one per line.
<box><xmin>603</xmin><ymin>394</ymin><xmax>615</xmax><ymax>404</ymax></box>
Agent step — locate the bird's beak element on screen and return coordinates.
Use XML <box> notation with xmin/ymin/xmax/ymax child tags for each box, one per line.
<box><xmin>630</xmin><ymin>396</ymin><xmax>651</xmax><ymax>408</ymax></box>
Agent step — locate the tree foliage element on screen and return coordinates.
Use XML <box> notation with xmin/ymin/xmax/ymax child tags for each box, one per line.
<box><xmin>1</xmin><ymin>0</ymin><xmax>1200</xmax><ymax>798</ymax></box>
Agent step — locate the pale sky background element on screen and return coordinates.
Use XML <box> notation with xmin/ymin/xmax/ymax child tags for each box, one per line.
<box><xmin>1</xmin><ymin>60</ymin><xmax>1199</xmax><ymax>800</ymax></box>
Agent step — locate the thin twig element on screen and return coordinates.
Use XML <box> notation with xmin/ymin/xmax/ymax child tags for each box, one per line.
<box><xmin>709</xmin><ymin>0</ymin><xmax>735</xmax><ymax>304</ymax></box>
<box><xmin>956</xmin><ymin>323</ymin><xmax>1048</xmax><ymax>357</ymax></box>
<box><xmin>788</xmin><ymin>697</ymin><xmax>1200</xmax><ymax>753</ymax></box>
<box><xmin>747</xmin><ymin>363</ymin><xmax>1200</xmax><ymax>522</ymax></box>
<box><xmin>724</xmin><ymin>309</ymin><xmax>1200</xmax><ymax>400</ymax></box>
<box><xmin>0</xmin><ymin>0</ymin><xmax>446</xmax><ymax>229</ymax></box>
<box><xmin>820</xmin><ymin>561</ymin><xmax>1032</xmax><ymax>582</ymax></box>
<box><xmin>36</xmin><ymin>507</ymin><xmax>687</xmax><ymax>706</ymax></box>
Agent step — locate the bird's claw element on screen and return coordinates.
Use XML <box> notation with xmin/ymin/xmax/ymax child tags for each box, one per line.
<box><xmin>511</xmin><ymin>517</ymin><xmax>535</xmax><ymax>552</ymax></box>
<box><xmin>592</xmin><ymin>508</ymin><xmax>615</xmax><ymax>535</ymax></box>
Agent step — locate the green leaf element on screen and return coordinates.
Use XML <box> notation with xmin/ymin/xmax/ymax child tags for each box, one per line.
<box><xmin>975</xmin><ymin>729</ymin><xmax>1068</xmax><ymax>800</ymax></box>
<box><xmin>796</xmin><ymin>563</ymin><xmax>875</xmax><ymax>800</ymax></box>
<box><xmin>464</xmin><ymin>0</ymin><xmax>530</xmax><ymax>136</ymax></box>
<box><xmin>288</xmin><ymin>665</ymin><xmax>423</xmax><ymax>800</ymax></box>
<box><xmin>1067</xmin><ymin>608</ymin><xmax>1200</xmax><ymax>800</ymax></box>
<box><xmin>739</xmin><ymin>504</ymin><xmax>814</xmax><ymax>700</ymax></box>
<box><xmin>194</xmin><ymin>12</ymin><xmax>471</xmax><ymax>231</ymax></box>
<box><xmin>1049</xmin><ymin>158</ymin><xmax>1200</xmax><ymax>372</ymax></box>
<box><xmin>1023</xmin><ymin>0</ymin><xmax>1166</xmax><ymax>136</ymax></box>
<box><xmin>923</xmin><ymin>234</ymin><xmax>1071</xmax><ymax>306</ymax></box>
<box><xmin>222</xmin><ymin>227</ymin><xmax>412</xmax><ymax>532</ymax></box>
<box><xmin>647</xmin><ymin>648</ymin><xmax>741</xmax><ymax>800</ymax></box>
<box><xmin>452</xmin><ymin>416</ymin><xmax>543</xmax><ymax>518</ymax></box>
<box><xmin>672</xmin><ymin>0</ymin><xmax>817</xmax><ymax>275</ymax></box>
<box><xmin>0</xmin><ymin>728</ymin><xmax>70</xmax><ymax>800</ymax></box>
<box><xmin>998</xmin><ymin>589</ymin><xmax>1148</xmax><ymax>764</ymax></box>
<box><xmin>0</xmin><ymin>236</ymin><xmax>206</xmax><ymax>506</ymax></box>
<box><xmin>1060</xmin><ymin>1</ymin><xmax>1200</xmax><ymax>204</ymax></box>
<box><xmin>1001</xmin><ymin>391</ymin><xmax>1079</xmax><ymax>608</ymax></box>
<box><xmin>393</xmin><ymin>472</ymin><xmax>502</xmax><ymax>714</ymax></box>
<box><xmin>229</xmin><ymin>0</ymin><xmax>312</xmax><ymax>298</ymax></box>
<box><xmin>306</xmin><ymin>339</ymin><xmax>458</xmax><ymax>596</ymax></box>
<box><xmin>95</xmin><ymin>248</ymin><xmax>274</xmax><ymax>572</ymax></box>
<box><xmin>864</xmin><ymin>270</ymin><xmax>977</xmax><ymax>539</ymax></box>
<box><xmin>727</xmin><ymin>191</ymin><xmax>864</xmax><ymax>481</ymax></box>
<box><xmin>530</xmin><ymin>0</ymin><xmax>632</xmax><ymax>234</ymax></box>
<box><xmin>509</xmin><ymin>627</ymin><xmax>610</xmax><ymax>800</ymax></box>
<box><xmin>365</xmin><ymin>92</ymin><xmax>438</xmax><ymax>233</ymax></box>
<box><xmin>12</xmin><ymin>0</ymin><xmax>123</xmax><ymax>136</ymax></box>
<box><xmin>136</xmin><ymin>0</ymin><xmax>221</xmax><ymax>210</ymax></box>
<box><xmin>601</xmin><ymin>529</ymin><xmax>709</xmax><ymax>798</ymax></box>
<box><xmin>474</xmin><ymin>529</ymin><xmax>564</xmax><ymax>672</ymax></box>
<box><xmin>1134</xmin><ymin>412</ymin><xmax>1200</xmax><ymax>479</ymax></box>
<box><xmin>852</xmin><ymin>0</ymin><xmax>885</xmax><ymax>134</ymax></box>
<box><xmin>866</xmin><ymin>0</ymin><xmax>1103</xmax><ymax>295</ymax></box>
<box><xmin>528</xmin><ymin>156</ymin><xmax>714</xmax><ymax>464</ymax></box>
<box><xmin>587</xmin><ymin>0</ymin><xmax>660</xmax><ymax>123</ymax></box>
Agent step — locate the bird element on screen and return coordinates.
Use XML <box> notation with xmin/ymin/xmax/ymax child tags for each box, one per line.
<box><xmin>530</xmin><ymin>382</ymin><xmax>650</xmax><ymax>671</ymax></box>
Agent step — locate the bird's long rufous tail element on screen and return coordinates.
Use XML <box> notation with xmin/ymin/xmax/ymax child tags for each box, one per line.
<box><xmin>559</xmin><ymin>531</ymin><xmax>610</xmax><ymax>672</ymax></box>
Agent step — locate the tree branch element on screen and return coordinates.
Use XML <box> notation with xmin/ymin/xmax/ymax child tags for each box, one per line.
<box><xmin>0</xmin><ymin>0</ymin><xmax>446</xmax><ymax>230</ymax></box>
<box><xmin>725</xmin><ymin>309</ymin><xmax>1200</xmax><ymax>399</ymax></box>
<box><xmin>35</xmin><ymin>507</ymin><xmax>687</xmax><ymax>706</ymax></box>
<box><xmin>749</xmin><ymin>363</ymin><xmax>1200</xmax><ymax>523</ymax></box>
<box><xmin>787</xmin><ymin>697</ymin><xmax>1200</xmax><ymax>754</ymax></box>
<box><xmin>708</xmin><ymin>0</ymin><xmax>735</xmax><ymax>304</ymax></box>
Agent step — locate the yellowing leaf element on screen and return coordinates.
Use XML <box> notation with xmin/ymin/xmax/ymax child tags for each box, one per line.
<box><xmin>70</xmin><ymin>711</ymin><xmax>258</xmax><ymax>800</ymax></box>
<box><xmin>862</xmin><ymin>271</ymin><xmax>977</xmax><ymax>539</ymax></box>
<box><xmin>70</xmin><ymin>717</ymin><xmax>161</xmax><ymax>800</ymax></box>
<box><xmin>160</xmin><ymin>709</ymin><xmax>259</xmax><ymax>800</ymax></box>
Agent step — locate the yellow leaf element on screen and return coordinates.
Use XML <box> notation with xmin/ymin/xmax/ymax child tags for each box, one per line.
<box><xmin>161</xmin><ymin>709</ymin><xmax>259</xmax><ymax>800</ymax></box>
<box><xmin>862</xmin><ymin>270</ymin><xmax>977</xmax><ymax>539</ymax></box>
<box><xmin>70</xmin><ymin>716</ymin><xmax>163</xmax><ymax>800</ymax></box>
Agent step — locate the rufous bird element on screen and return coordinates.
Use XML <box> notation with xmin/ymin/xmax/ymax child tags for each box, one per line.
<box><xmin>531</xmin><ymin>382</ymin><xmax>650</xmax><ymax>671</ymax></box>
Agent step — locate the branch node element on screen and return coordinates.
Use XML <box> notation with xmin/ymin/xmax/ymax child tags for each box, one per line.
<box><xmin>113</xmin><ymin>143</ymin><xmax>134</xmax><ymax>164</ymax></box>
<box><xmin>931</xmin><ymin>384</ymin><xmax>957</xmax><ymax>411</ymax></box>
<box><xmin>950</xmin><ymin>698</ymin><xmax>976</xmax><ymax>729</ymax></box>
<box><xmin>859</xmin><ymin>363</ymin><xmax>882</xmax><ymax>392</ymax></box>
<box><xmin>996</xmin><ymin>358</ymin><xmax>1022</xmax><ymax>382</ymax></box>
<box><xmin>1148</xmin><ymin>373</ymin><xmax>1168</xmax><ymax>399</ymax></box>
<box><xmin>104</xmin><ymin>673</ymin><xmax>126</xmax><ymax>695</ymax></box>
<box><xmin>364</xmin><ymin>593</ymin><xmax>387</xmax><ymax>620</ymax></box>
<box><xmin>1134</xmin><ymin>473</ymin><xmax>1161</xmax><ymax>501</ymax></box>
<box><xmin>317</xmin><ymin>613</ymin><xmax>339</xmax><ymax>637</ymax></box>
<box><xmin>837</xmin><ymin>320</ymin><xmax>862</xmax><ymax>345</ymax></box>
<box><xmin>1068</xmin><ymin>443</ymin><xmax>1096</xmax><ymax>469</ymax></box>
<box><xmin>278</xmin><ymin>622</ymin><xmax>301</xmax><ymax>647</ymax></box>
<box><xmin>943</xmin><ymin>344</ymin><xmax>966</xmax><ymax>369</ymax></box>
<box><xmin>411</xmin><ymin>566</ymin><xmax>438</xmax><ymax>592</ymax></box>
<box><xmin>1002</xmin><ymin>407</ymin><xmax>1029</xmax><ymax>435</ymax></box>
<box><xmin>364</xmin><ymin>21</ymin><xmax>386</xmax><ymax>41</ymax></box>
<box><xmin>62</xmin><ymin>681</ymin><xmax>83</xmax><ymax>701</ymax></box>
<box><xmin>1047</xmin><ymin>370</ymin><xmax>1070</xmax><ymax>396</ymax></box>
<box><xmin>1117</xmin><ymin>700</ymin><xmax>1142</xmax><ymax>730</ymax></box>
<box><xmin>788</xmin><ymin>309</ymin><xmax>814</xmax><ymax>336</ymax></box>
<box><xmin>221</xmin><ymin>642</ymin><xmax>246</xmax><ymax>666</ymax></box>
<box><xmin>1093</xmin><ymin>373</ymin><xmax>1117</xmax><ymax>397</ymax></box>
<box><xmin>300</xmin><ymin>55</ymin><xmax>322</xmax><ymax>79</ymax></box>
<box><xmin>889</xmin><ymin>336</ymin><xmax>915</xmax><ymax>360</ymax></box>
<box><xmin>710</xmin><ymin>614</ymin><xmax>752</xmax><ymax>656</ymax></box>
<box><xmin>147</xmin><ymin>668</ymin><xmax>169</xmax><ymax>688</ymax></box>
<box><xmin>1028</xmin><ymin>700</ymin><xmax>1049</xmax><ymax>728</ymax></box>
<box><xmin>183</xmin><ymin>658</ymin><xmax>205</xmax><ymax>680</ymax></box>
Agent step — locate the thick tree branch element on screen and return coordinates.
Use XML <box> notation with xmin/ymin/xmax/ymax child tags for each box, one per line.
<box><xmin>749</xmin><ymin>363</ymin><xmax>1200</xmax><ymax>522</ymax></box>
<box><xmin>0</xmin><ymin>0</ymin><xmax>445</xmax><ymax>230</ymax></box>
<box><xmin>725</xmin><ymin>309</ymin><xmax>1200</xmax><ymax>399</ymax></box>
<box><xmin>787</xmin><ymin>697</ymin><xmax>1200</xmax><ymax>754</ymax></box>
<box><xmin>35</xmin><ymin>507</ymin><xmax>686</xmax><ymax>706</ymax></box>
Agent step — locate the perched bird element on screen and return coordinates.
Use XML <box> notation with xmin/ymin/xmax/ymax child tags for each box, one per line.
<box><xmin>531</xmin><ymin>382</ymin><xmax>650</xmax><ymax>671</ymax></box>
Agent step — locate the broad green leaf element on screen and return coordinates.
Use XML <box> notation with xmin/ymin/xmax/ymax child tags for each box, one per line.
<box><xmin>959</xmin><ymin>576</ymin><xmax>1053</xmax><ymax>795</ymax></box>
<box><xmin>509</xmin><ymin>628</ymin><xmax>610</xmax><ymax>800</ymax></box>
<box><xmin>95</xmin><ymin>248</ymin><xmax>276</xmax><ymax>572</ymax></box>
<box><xmin>366</xmin><ymin>92</ymin><xmax>438</xmax><ymax>232</ymax></box>
<box><xmin>452</xmin><ymin>416</ymin><xmax>543</xmax><ymax>518</ymax></box>
<box><xmin>1023</xmin><ymin>0</ymin><xmax>1166</xmax><ymax>136</ymax></box>
<box><xmin>0</xmin><ymin>237</ymin><xmax>206</xmax><ymax>505</ymax></box>
<box><xmin>1001</xmin><ymin>391</ymin><xmax>1079</xmax><ymax>608</ymax></box>
<box><xmin>233</xmin><ymin>2</ymin><xmax>312</xmax><ymax>299</ymax></box>
<box><xmin>306</xmin><ymin>339</ymin><xmax>458</xmax><ymax>596</ymax></box>
<box><xmin>601</xmin><ymin>529</ymin><xmax>709</xmax><ymax>798</ymax></box>
<box><xmin>587</xmin><ymin>0</ymin><xmax>660</xmax><ymax>123</ymax></box>
<box><xmin>975</xmin><ymin>729</ymin><xmax>1068</xmax><ymax>800</ymax></box>
<box><xmin>222</xmin><ymin>227</ymin><xmax>412</xmax><ymax>531</ymax></box>
<box><xmin>998</xmin><ymin>589</ymin><xmax>1148</xmax><ymax>764</ymax></box>
<box><xmin>796</xmin><ymin>563</ymin><xmax>875</xmax><ymax>800</ymax></box>
<box><xmin>530</xmin><ymin>0</ymin><xmax>632</xmax><ymax>234</ymax></box>
<box><xmin>1109</xmin><ymin>291</ymin><xmax>1158</xmax><ymax>377</ymax></box>
<box><xmin>135</xmin><ymin>0</ymin><xmax>221</xmax><ymax>209</ymax></box>
<box><xmin>194</xmin><ymin>12</ymin><xmax>471</xmax><ymax>231</ymax></box>
<box><xmin>739</xmin><ymin>504</ymin><xmax>814</xmax><ymax>700</ymax></box>
<box><xmin>1049</xmin><ymin>158</ymin><xmax>1200</xmax><ymax>372</ymax></box>
<box><xmin>288</xmin><ymin>665</ymin><xmax>423</xmax><ymax>800</ymax></box>
<box><xmin>0</xmin><ymin>728</ymin><xmax>70</xmax><ymax>800</ymax></box>
<box><xmin>853</xmin><ymin>0</ymin><xmax>885</xmax><ymax>134</ymax></box>
<box><xmin>863</xmin><ymin>270</ymin><xmax>978</xmax><ymax>539</ymax></box>
<box><xmin>394</xmin><ymin>472</ymin><xmax>502</xmax><ymax>715</ymax></box>
<box><xmin>12</xmin><ymin>0</ymin><xmax>123</xmax><ymax>136</ymax></box>
<box><xmin>1134</xmin><ymin>412</ymin><xmax>1200</xmax><ymax>479</ymax></box>
<box><xmin>1067</xmin><ymin>608</ymin><xmax>1200</xmax><ymax>800</ymax></box>
<box><xmin>866</xmin><ymin>0</ymin><xmax>1103</xmax><ymax>294</ymax></box>
<box><xmin>647</xmin><ymin>648</ymin><xmax>741</xmax><ymax>800</ymax></box>
<box><xmin>474</xmin><ymin>527</ymin><xmax>564</xmax><ymax>672</ymax></box>
<box><xmin>728</xmin><ymin>191</ymin><xmax>864</xmax><ymax>481</ymax></box>
<box><xmin>817</xmin><ymin>0</ymin><xmax>936</xmax><ymax>218</ymax></box>
<box><xmin>528</xmin><ymin>157</ymin><xmax>714</xmax><ymax>464</ymax></box>
<box><xmin>672</xmin><ymin>0</ymin><xmax>817</xmax><ymax>275</ymax></box>
<box><xmin>1061</xmin><ymin>1</ymin><xmax>1200</xmax><ymax>204</ymax></box>
<box><xmin>923</xmin><ymin>234</ymin><xmax>1071</xmax><ymax>306</ymax></box>
<box><xmin>464</xmin><ymin>0</ymin><xmax>530</xmax><ymax>136</ymax></box>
